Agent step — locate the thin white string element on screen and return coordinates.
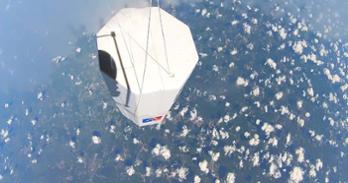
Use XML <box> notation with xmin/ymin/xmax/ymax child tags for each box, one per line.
<box><xmin>157</xmin><ymin>0</ymin><xmax>171</xmax><ymax>75</ymax></box>
<box><xmin>134</xmin><ymin>0</ymin><xmax>153</xmax><ymax>114</ymax></box>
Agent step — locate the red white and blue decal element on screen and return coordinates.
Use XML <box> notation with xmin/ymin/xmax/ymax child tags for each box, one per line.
<box><xmin>142</xmin><ymin>116</ymin><xmax>163</xmax><ymax>123</ymax></box>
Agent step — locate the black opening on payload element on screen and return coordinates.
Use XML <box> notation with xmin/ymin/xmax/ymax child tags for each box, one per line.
<box><xmin>98</xmin><ymin>50</ymin><xmax>117</xmax><ymax>79</ymax></box>
<box><xmin>98</xmin><ymin>50</ymin><xmax>120</xmax><ymax>97</ymax></box>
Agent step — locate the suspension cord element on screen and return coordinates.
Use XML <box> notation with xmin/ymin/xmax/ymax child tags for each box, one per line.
<box><xmin>135</xmin><ymin>0</ymin><xmax>153</xmax><ymax>114</ymax></box>
<box><xmin>157</xmin><ymin>0</ymin><xmax>172</xmax><ymax>76</ymax></box>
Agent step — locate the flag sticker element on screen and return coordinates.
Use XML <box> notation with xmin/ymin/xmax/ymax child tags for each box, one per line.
<box><xmin>142</xmin><ymin>116</ymin><xmax>163</xmax><ymax>123</ymax></box>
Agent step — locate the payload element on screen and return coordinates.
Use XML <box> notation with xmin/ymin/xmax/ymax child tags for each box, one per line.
<box><xmin>96</xmin><ymin>6</ymin><xmax>198</xmax><ymax>126</ymax></box>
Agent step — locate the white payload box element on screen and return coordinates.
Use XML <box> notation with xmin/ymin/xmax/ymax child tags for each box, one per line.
<box><xmin>96</xmin><ymin>7</ymin><xmax>198</xmax><ymax>126</ymax></box>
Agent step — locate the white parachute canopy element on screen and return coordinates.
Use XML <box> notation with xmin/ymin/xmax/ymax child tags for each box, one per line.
<box><xmin>96</xmin><ymin>7</ymin><xmax>198</xmax><ymax>126</ymax></box>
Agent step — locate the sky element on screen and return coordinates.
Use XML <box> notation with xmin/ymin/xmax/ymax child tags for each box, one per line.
<box><xmin>0</xmin><ymin>0</ymin><xmax>146</xmax><ymax>96</ymax></box>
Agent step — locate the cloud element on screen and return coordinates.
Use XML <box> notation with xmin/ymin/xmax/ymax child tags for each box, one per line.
<box><xmin>242</xmin><ymin>0</ymin><xmax>348</xmax><ymax>40</ymax></box>
<box><xmin>1</xmin><ymin>0</ymin><xmax>347</xmax><ymax>96</ymax></box>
